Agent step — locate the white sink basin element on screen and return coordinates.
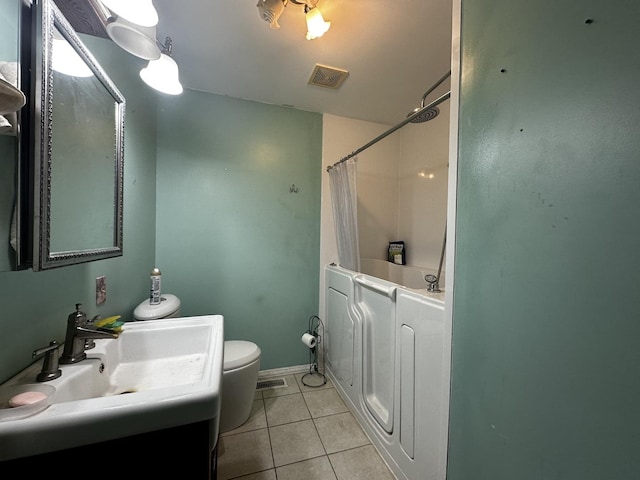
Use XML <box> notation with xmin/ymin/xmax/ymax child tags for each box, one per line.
<box><xmin>0</xmin><ymin>314</ymin><xmax>224</xmax><ymax>461</ymax></box>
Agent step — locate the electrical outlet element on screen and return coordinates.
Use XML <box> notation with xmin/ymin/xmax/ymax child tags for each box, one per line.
<box><xmin>96</xmin><ymin>275</ymin><xmax>106</xmax><ymax>305</ymax></box>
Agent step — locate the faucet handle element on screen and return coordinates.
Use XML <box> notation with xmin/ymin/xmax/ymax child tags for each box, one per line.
<box><xmin>424</xmin><ymin>274</ymin><xmax>441</xmax><ymax>293</ymax></box>
<box><xmin>84</xmin><ymin>315</ymin><xmax>102</xmax><ymax>350</ymax></box>
<box><xmin>32</xmin><ymin>341</ymin><xmax>62</xmax><ymax>382</ymax></box>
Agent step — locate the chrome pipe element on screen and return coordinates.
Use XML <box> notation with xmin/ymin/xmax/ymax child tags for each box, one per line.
<box><xmin>327</xmin><ymin>91</ymin><xmax>451</xmax><ymax>172</ymax></box>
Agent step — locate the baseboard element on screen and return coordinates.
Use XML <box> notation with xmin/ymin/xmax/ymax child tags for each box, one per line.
<box><xmin>258</xmin><ymin>364</ymin><xmax>309</xmax><ymax>379</ymax></box>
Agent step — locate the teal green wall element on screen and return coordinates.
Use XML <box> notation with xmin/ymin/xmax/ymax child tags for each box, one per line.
<box><xmin>0</xmin><ymin>31</ymin><xmax>322</xmax><ymax>382</ymax></box>
<box><xmin>448</xmin><ymin>1</ymin><xmax>640</xmax><ymax>479</ymax></box>
<box><xmin>0</xmin><ymin>36</ymin><xmax>158</xmax><ymax>383</ymax></box>
<box><xmin>155</xmin><ymin>91</ymin><xmax>322</xmax><ymax>370</ymax></box>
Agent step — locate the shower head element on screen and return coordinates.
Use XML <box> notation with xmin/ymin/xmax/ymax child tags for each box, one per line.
<box><xmin>407</xmin><ymin>70</ymin><xmax>451</xmax><ymax>124</ymax></box>
<box><xmin>407</xmin><ymin>105</ymin><xmax>440</xmax><ymax>123</ymax></box>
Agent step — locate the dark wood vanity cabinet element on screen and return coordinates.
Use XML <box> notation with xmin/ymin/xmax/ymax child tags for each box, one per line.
<box><xmin>0</xmin><ymin>420</ymin><xmax>218</xmax><ymax>479</ymax></box>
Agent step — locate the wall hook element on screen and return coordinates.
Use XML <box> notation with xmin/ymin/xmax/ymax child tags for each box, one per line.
<box><xmin>289</xmin><ymin>184</ymin><xmax>299</xmax><ymax>193</ymax></box>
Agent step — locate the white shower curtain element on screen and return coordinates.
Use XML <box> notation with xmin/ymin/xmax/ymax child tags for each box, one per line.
<box><xmin>328</xmin><ymin>157</ymin><xmax>360</xmax><ymax>272</ymax></box>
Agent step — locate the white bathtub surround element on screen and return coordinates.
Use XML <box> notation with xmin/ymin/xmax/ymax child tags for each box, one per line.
<box><xmin>325</xmin><ymin>264</ymin><xmax>449</xmax><ymax>480</ymax></box>
<box><xmin>320</xmin><ymin>113</ymin><xmax>450</xmax><ymax>322</ymax></box>
<box><xmin>359</xmin><ymin>257</ymin><xmax>445</xmax><ymax>293</ymax></box>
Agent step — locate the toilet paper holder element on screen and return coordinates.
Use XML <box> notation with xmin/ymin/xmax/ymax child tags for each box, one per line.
<box><xmin>301</xmin><ymin>332</ymin><xmax>317</xmax><ymax>349</ymax></box>
<box><xmin>301</xmin><ymin>315</ymin><xmax>326</xmax><ymax>388</ymax></box>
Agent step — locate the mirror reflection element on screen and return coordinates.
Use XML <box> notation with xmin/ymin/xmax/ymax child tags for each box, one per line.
<box><xmin>34</xmin><ymin>0</ymin><xmax>125</xmax><ymax>270</ymax></box>
<box><xmin>49</xmin><ymin>29</ymin><xmax>118</xmax><ymax>253</ymax></box>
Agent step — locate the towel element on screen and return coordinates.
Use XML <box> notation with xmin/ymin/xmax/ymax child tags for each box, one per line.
<box><xmin>0</xmin><ymin>62</ymin><xmax>24</xmax><ymax>136</ymax></box>
<box><xmin>0</xmin><ymin>112</ymin><xmax>17</xmax><ymax>136</ymax></box>
<box><xmin>0</xmin><ymin>61</ymin><xmax>26</xmax><ymax>115</ymax></box>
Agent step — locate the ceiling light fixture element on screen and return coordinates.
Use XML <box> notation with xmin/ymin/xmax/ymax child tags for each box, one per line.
<box><xmin>304</xmin><ymin>5</ymin><xmax>331</xmax><ymax>40</ymax></box>
<box><xmin>105</xmin><ymin>15</ymin><xmax>161</xmax><ymax>60</ymax></box>
<box><xmin>139</xmin><ymin>37</ymin><xmax>183</xmax><ymax>95</ymax></box>
<box><xmin>100</xmin><ymin>0</ymin><xmax>159</xmax><ymax>28</ymax></box>
<box><xmin>257</xmin><ymin>0</ymin><xmax>330</xmax><ymax>40</ymax></box>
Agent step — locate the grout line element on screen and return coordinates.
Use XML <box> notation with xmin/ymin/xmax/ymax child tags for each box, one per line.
<box><xmin>272</xmin><ymin>451</ymin><xmax>329</xmax><ymax>470</ymax></box>
<box><xmin>265</xmin><ymin>419</ymin><xmax>277</xmax><ymax>479</ymax></box>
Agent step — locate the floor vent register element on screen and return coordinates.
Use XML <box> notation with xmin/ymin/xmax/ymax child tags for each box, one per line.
<box><xmin>256</xmin><ymin>378</ymin><xmax>288</xmax><ymax>390</ymax></box>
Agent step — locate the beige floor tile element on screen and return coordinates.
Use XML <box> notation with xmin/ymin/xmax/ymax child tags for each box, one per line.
<box><xmin>269</xmin><ymin>419</ymin><xmax>326</xmax><ymax>467</ymax></box>
<box><xmin>329</xmin><ymin>445</ymin><xmax>395</xmax><ymax>480</ymax></box>
<box><xmin>276</xmin><ymin>456</ymin><xmax>338</xmax><ymax>480</ymax></box>
<box><xmin>234</xmin><ymin>470</ymin><xmax>277</xmax><ymax>480</ymax></box>
<box><xmin>314</xmin><ymin>412</ymin><xmax>370</xmax><ymax>454</ymax></box>
<box><xmin>260</xmin><ymin>374</ymin><xmax>301</xmax><ymax>398</ymax></box>
<box><xmin>217</xmin><ymin>428</ymin><xmax>274</xmax><ymax>480</ymax></box>
<box><xmin>264</xmin><ymin>393</ymin><xmax>311</xmax><ymax>426</ymax></box>
<box><xmin>295</xmin><ymin>371</ymin><xmax>333</xmax><ymax>392</ymax></box>
<box><xmin>221</xmin><ymin>399</ymin><xmax>267</xmax><ymax>436</ymax></box>
<box><xmin>303</xmin><ymin>388</ymin><xmax>348</xmax><ymax>418</ymax></box>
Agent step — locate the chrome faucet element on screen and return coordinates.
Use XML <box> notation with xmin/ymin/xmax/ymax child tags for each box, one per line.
<box><xmin>60</xmin><ymin>303</ymin><xmax>120</xmax><ymax>364</ymax></box>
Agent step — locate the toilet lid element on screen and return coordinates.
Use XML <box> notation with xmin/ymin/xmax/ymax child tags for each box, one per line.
<box><xmin>133</xmin><ymin>294</ymin><xmax>181</xmax><ymax>320</ymax></box>
<box><xmin>224</xmin><ymin>340</ymin><xmax>261</xmax><ymax>371</ymax></box>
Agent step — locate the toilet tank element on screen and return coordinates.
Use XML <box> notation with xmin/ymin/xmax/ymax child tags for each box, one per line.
<box><xmin>133</xmin><ymin>294</ymin><xmax>181</xmax><ymax>321</ymax></box>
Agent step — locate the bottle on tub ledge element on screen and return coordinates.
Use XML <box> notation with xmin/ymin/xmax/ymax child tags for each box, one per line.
<box><xmin>150</xmin><ymin>267</ymin><xmax>162</xmax><ymax>305</ymax></box>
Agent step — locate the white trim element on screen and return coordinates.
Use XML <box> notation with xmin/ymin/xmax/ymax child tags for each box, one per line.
<box><xmin>258</xmin><ymin>364</ymin><xmax>309</xmax><ymax>379</ymax></box>
<box><xmin>441</xmin><ymin>0</ymin><xmax>462</xmax><ymax>477</ymax></box>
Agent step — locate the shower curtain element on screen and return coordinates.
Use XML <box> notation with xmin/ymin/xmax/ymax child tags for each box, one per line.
<box><xmin>328</xmin><ymin>157</ymin><xmax>360</xmax><ymax>272</ymax></box>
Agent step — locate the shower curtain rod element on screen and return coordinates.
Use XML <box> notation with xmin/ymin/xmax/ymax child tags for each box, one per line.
<box><xmin>326</xmin><ymin>90</ymin><xmax>451</xmax><ymax>172</ymax></box>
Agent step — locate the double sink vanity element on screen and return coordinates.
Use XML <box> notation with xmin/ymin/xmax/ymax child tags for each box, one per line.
<box><xmin>0</xmin><ymin>315</ymin><xmax>224</xmax><ymax>477</ymax></box>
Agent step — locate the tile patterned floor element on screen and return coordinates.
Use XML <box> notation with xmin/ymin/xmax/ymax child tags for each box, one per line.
<box><xmin>217</xmin><ymin>372</ymin><xmax>396</xmax><ymax>480</ymax></box>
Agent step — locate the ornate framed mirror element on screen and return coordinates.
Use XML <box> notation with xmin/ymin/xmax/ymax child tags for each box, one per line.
<box><xmin>32</xmin><ymin>0</ymin><xmax>125</xmax><ymax>270</ymax></box>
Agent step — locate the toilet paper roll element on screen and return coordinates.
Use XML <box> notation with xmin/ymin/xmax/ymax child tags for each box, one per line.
<box><xmin>301</xmin><ymin>332</ymin><xmax>317</xmax><ymax>349</ymax></box>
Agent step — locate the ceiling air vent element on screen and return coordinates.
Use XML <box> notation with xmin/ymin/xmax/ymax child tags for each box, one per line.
<box><xmin>308</xmin><ymin>64</ymin><xmax>349</xmax><ymax>89</ymax></box>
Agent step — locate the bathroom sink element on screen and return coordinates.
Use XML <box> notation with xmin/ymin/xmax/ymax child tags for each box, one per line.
<box><xmin>0</xmin><ymin>314</ymin><xmax>224</xmax><ymax>461</ymax></box>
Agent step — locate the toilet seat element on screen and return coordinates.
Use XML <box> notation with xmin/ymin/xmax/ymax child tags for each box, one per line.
<box><xmin>224</xmin><ymin>340</ymin><xmax>261</xmax><ymax>371</ymax></box>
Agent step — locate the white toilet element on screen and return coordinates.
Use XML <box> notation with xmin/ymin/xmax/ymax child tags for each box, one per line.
<box><xmin>219</xmin><ymin>340</ymin><xmax>261</xmax><ymax>433</ymax></box>
<box><xmin>133</xmin><ymin>293</ymin><xmax>182</xmax><ymax>320</ymax></box>
<box><xmin>132</xmin><ymin>294</ymin><xmax>261</xmax><ymax>433</ymax></box>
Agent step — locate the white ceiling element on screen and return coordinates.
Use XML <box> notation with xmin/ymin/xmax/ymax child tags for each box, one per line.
<box><xmin>152</xmin><ymin>0</ymin><xmax>452</xmax><ymax>126</ymax></box>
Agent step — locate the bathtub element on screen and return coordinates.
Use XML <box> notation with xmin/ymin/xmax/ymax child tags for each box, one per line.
<box><xmin>324</xmin><ymin>263</ymin><xmax>448</xmax><ymax>480</ymax></box>
<box><xmin>360</xmin><ymin>257</ymin><xmax>446</xmax><ymax>293</ymax></box>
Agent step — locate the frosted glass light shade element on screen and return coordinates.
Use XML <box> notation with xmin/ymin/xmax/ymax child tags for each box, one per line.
<box><xmin>305</xmin><ymin>7</ymin><xmax>330</xmax><ymax>40</ymax></box>
<box><xmin>257</xmin><ymin>0</ymin><xmax>286</xmax><ymax>29</ymax></box>
<box><xmin>101</xmin><ymin>0</ymin><xmax>159</xmax><ymax>27</ymax></box>
<box><xmin>106</xmin><ymin>16</ymin><xmax>161</xmax><ymax>60</ymax></box>
<box><xmin>52</xmin><ymin>38</ymin><xmax>94</xmax><ymax>77</ymax></box>
<box><xmin>140</xmin><ymin>54</ymin><xmax>183</xmax><ymax>95</ymax></box>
